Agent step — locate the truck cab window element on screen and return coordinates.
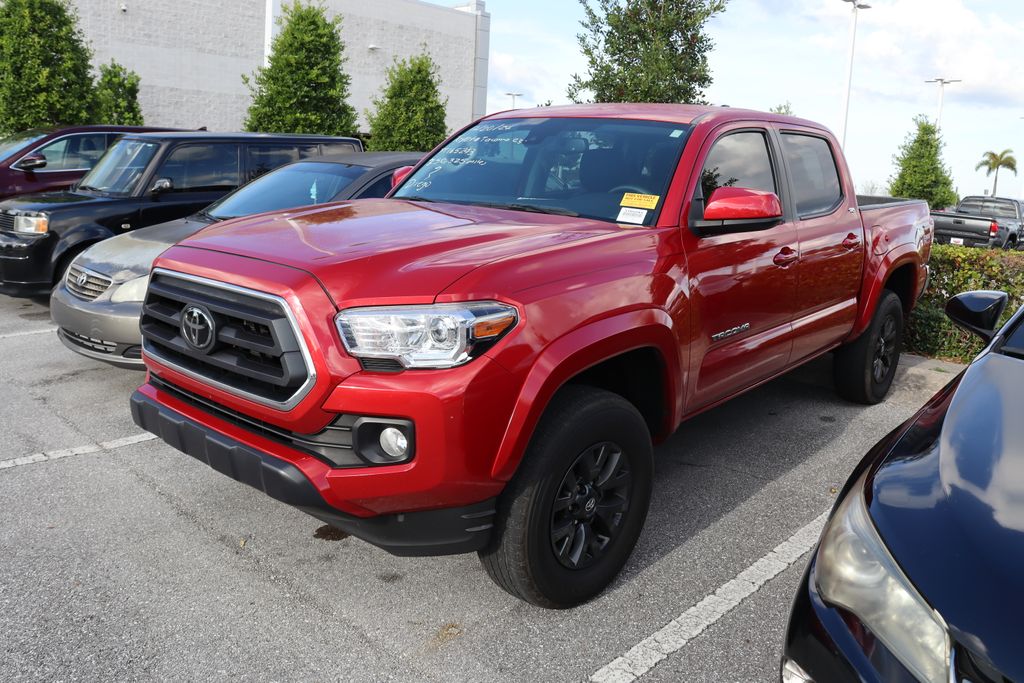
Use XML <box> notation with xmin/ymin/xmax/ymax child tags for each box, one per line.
<box><xmin>780</xmin><ymin>134</ymin><xmax>842</xmax><ymax>217</ymax></box>
<box><xmin>700</xmin><ymin>131</ymin><xmax>776</xmax><ymax>200</ymax></box>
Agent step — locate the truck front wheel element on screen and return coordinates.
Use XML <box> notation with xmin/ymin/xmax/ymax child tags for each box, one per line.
<box><xmin>834</xmin><ymin>290</ymin><xmax>904</xmax><ymax>404</ymax></box>
<box><xmin>479</xmin><ymin>385</ymin><xmax>653</xmax><ymax>608</ymax></box>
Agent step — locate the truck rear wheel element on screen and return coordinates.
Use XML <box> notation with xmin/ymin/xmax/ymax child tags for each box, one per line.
<box><xmin>833</xmin><ymin>290</ymin><xmax>904</xmax><ymax>404</ymax></box>
<box><xmin>479</xmin><ymin>385</ymin><xmax>653</xmax><ymax>608</ymax></box>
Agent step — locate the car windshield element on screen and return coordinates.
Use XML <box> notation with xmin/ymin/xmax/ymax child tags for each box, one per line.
<box><xmin>206</xmin><ymin>161</ymin><xmax>366</xmax><ymax>219</ymax></box>
<box><xmin>0</xmin><ymin>129</ymin><xmax>47</xmax><ymax>160</ymax></box>
<box><xmin>78</xmin><ymin>139</ymin><xmax>159</xmax><ymax>195</ymax></box>
<box><xmin>392</xmin><ymin>117</ymin><xmax>692</xmax><ymax>226</ymax></box>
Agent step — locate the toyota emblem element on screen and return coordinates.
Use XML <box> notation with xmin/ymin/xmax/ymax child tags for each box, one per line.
<box><xmin>76</xmin><ymin>271</ymin><xmax>89</xmax><ymax>287</ymax></box>
<box><xmin>180</xmin><ymin>305</ymin><xmax>216</xmax><ymax>353</ymax></box>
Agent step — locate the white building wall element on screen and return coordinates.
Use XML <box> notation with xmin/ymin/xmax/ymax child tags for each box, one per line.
<box><xmin>71</xmin><ymin>0</ymin><xmax>488</xmax><ymax>135</ymax></box>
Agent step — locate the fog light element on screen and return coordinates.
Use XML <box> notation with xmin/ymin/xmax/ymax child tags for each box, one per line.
<box><xmin>379</xmin><ymin>427</ymin><xmax>408</xmax><ymax>459</ymax></box>
<box><xmin>780</xmin><ymin>657</ymin><xmax>813</xmax><ymax>683</ymax></box>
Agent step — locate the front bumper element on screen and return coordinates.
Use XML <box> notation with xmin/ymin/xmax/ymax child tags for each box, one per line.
<box><xmin>50</xmin><ymin>281</ymin><xmax>144</xmax><ymax>368</ymax></box>
<box><xmin>130</xmin><ymin>387</ymin><xmax>498</xmax><ymax>556</ymax></box>
<box><xmin>0</xmin><ymin>230</ymin><xmax>54</xmax><ymax>295</ymax></box>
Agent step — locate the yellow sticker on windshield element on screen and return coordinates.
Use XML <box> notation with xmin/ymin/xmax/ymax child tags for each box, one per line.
<box><xmin>620</xmin><ymin>193</ymin><xmax>660</xmax><ymax>210</ymax></box>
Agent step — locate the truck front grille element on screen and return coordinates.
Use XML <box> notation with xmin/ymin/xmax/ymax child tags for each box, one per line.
<box><xmin>0</xmin><ymin>212</ymin><xmax>14</xmax><ymax>232</ymax></box>
<box><xmin>139</xmin><ymin>269</ymin><xmax>314</xmax><ymax>409</ymax></box>
<box><xmin>65</xmin><ymin>264</ymin><xmax>112</xmax><ymax>301</ymax></box>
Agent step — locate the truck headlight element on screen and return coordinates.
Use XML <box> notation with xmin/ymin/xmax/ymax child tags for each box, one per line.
<box><xmin>110</xmin><ymin>274</ymin><xmax>150</xmax><ymax>303</ymax></box>
<box><xmin>335</xmin><ymin>302</ymin><xmax>517</xmax><ymax>369</ymax></box>
<box><xmin>815</xmin><ymin>474</ymin><xmax>949</xmax><ymax>682</ymax></box>
<box><xmin>12</xmin><ymin>212</ymin><xmax>48</xmax><ymax>234</ymax></box>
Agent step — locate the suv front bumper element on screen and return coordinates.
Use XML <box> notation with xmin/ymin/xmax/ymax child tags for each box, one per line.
<box><xmin>130</xmin><ymin>386</ymin><xmax>497</xmax><ymax>556</ymax></box>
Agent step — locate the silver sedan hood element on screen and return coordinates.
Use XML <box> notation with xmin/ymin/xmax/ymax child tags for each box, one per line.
<box><xmin>75</xmin><ymin>216</ymin><xmax>216</xmax><ymax>282</ymax></box>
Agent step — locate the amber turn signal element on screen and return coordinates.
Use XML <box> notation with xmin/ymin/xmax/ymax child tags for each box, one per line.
<box><xmin>473</xmin><ymin>312</ymin><xmax>517</xmax><ymax>339</ymax></box>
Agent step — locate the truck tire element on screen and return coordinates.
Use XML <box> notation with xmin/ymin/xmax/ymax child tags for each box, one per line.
<box><xmin>834</xmin><ymin>290</ymin><xmax>904</xmax><ymax>404</ymax></box>
<box><xmin>479</xmin><ymin>385</ymin><xmax>653</xmax><ymax>608</ymax></box>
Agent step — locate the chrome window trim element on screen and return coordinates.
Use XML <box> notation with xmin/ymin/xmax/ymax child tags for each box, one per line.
<box><xmin>12</xmin><ymin>132</ymin><xmax>111</xmax><ymax>174</ymax></box>
<box><xmin>142</xmin><ymin>268</ymin><xmax>318</xmax><ymax>412</ymax></box>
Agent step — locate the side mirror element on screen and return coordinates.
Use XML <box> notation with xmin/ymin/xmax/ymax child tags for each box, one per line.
<box><xmin>391</xmin><ymin>165</ymin><xmax>414</xmax><ymax>189</ymax></box>
<box><xmin>945</xmin><ymin>290</ymin><xmax>1009</xmax><ymax>342</ymax></box>
<box><xmin>17</xmin><ymin>154</ymin><xmax>47</xmax><ymax>171</ymax></box>
<box><xmin>149</xmin><ymin>177</ymin><xmax>173</xmax><ymax>194</ymax></box>
<box><xmin>693</xmin><ymin>187</ymin><xmax>783</xmax><ymax>235</ymax></box>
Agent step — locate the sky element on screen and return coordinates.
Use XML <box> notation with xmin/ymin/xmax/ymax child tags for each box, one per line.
<box><xmin>447</xmin><ymin>0</ymin><xmax>1024</xmax><ymax>199</ymax></box>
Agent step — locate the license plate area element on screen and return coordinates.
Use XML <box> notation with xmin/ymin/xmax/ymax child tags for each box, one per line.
<box><xmin>950</xmin><ymin>237</ymin><xmax>964</xmax><ymax>245</ymax></box>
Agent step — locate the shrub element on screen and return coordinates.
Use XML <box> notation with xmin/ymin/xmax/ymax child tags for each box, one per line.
<box><xmin>95</xmin><ymin>60</ymin><xmax>144</xmax><ymax>125</ymax></box>
<box><xmin>366</xmin><ymin>53</ymin><xmax>448</xmax><ymax>152</ymax></box>
<box><xmin>243</xmin><ymin>1</ymin><xmax>357</xmax><ymax>136</ymax></box>
<box><xmin>0</xmin><ymin>0</ymin><xmax>97</xmax><ymax>133</ymax></box>
<box><xmin>905</xmin><ymin>244</ymin><xmax>1024</xmax><ymax>361</ymax></box>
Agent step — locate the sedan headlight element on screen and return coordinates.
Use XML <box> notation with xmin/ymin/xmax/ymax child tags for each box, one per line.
<box><xmin>336</xmin><ymin>302</ymin><xmax>518</xmax><ymax>369</ymax></box>
<box><xmin>110</xmin><ymin>273</ymin><xmax>151</xmax><ymax>303</ymax></box>
<box><xmin>815</xmin><ymin>474</ymin><xmax>949</xmax><ymax>682</ymax></box>
<box><xmin>12</xmin><ymin>212</ymin><xmax>48</xmax><ymax>234</ymax></box>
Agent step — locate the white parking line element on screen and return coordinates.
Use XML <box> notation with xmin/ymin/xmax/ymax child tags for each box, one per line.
<box><xmin>0</xmin><ymin>327</ymin><xmax>56</xmax><ymax>340</ymax></box>
<box><xmin>0</xmin><ymin>433</ymin><xmax>157</xmax><ymax>471</ymax></box>
<box><xmin>589</xmin><ymin>511</ymin><xmax>829</xmax><ymax>683</ymax></box>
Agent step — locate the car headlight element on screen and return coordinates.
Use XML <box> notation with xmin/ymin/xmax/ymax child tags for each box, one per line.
<box><xmin>12</xmin><ymin>212</ymin><xmax>48</xmax><ymax>234</ymax></box>
<box><xmin>336</xmin><ymin>302</ymin><xmax>517</xmax><ymax>369</ymax></box>
<box><xmin>110</xmin><ymin>273</ymin><xmax>151</xmax><ymax>303</ymax></box>
<box><xmin>815</xmin><ymin>474</ymin><xmax>949</xmax><ymax>682</ymax></box>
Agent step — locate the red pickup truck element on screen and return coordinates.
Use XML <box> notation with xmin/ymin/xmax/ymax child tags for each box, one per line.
<box><xmin>130</xmin><ymin>104</ymin><xmax>932</xmax><ymax>607</ymax></box>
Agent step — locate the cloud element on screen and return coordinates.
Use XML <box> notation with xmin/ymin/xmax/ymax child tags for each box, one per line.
<box><xmin>485</xmin><ymin>19</ymin><xmax>587</xmax><ymax>112</ymax></box>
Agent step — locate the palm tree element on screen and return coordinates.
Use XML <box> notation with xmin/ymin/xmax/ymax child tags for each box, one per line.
<box><xmin>975</xmin><ymin>149</ymin><xmax>1017</xmax><ymax>197</ymax></box>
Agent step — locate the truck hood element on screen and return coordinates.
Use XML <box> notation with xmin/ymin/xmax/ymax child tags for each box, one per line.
<box><xmin>868</xmin><ymin>352</ymin><xmax>1024</xmax><ymax>680</ymax></box>
<box><xmin>175</xmin><ymin>198</ymin><xmax>625</xmax><ymax>305</ymax></box>
<box><xmin>75</xmin><ymin>214</ymin><xmax>216</xmax><ymax>282</ymax></box>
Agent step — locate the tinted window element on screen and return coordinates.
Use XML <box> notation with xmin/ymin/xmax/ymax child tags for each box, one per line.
<box><xmin>207</xmin><ymin>161</ymin><xmax>365</xmax><ymax>219</ymax></box>
<box><xmin>700</xmin><ymin>131</ymin><xmax>776</xmax><ymax>200</ymax></box>
<box><xmin>357</xmin><ymin>174</ymin><xmax>394</xmax><ymax>199</ymax></box>
<box><xmin>393</xmin><ymin>117</ymin><xmax>691</xmax><ymax>226</ymax></box>
<box><xmin>986</xmin><ymin>199</ymin><xmax>1018</xmax><ymax>219</ymax></box>
<box><xmin>323</xmin><ymin>142</ymin><xmax>360</xmax><ymax>155</ymax></box>
<box><xmin>957</xmin><ymin>198</ymin><xmax>984</xmax><ymax>215</ymax></box>
<box><xmin>781</xmin><ymin>134</ymin><xmax>843</xmax><ymax>216</ymax></box>
<box><xmin>78</xmin><ymin>139</ymin><xmax>160</xmax><ymax>196</ymax></box>
<box><xmin>32</xmin><ymin>133</ymin><xmax>108</xmax><ymax>171</ymax></box>
<box><xmin>157</xmin><ymin>144</ymin><xmax>240</xmax><ymax>192</ymax></box>
<box><xmin>247</xmin><ymin>145</ymin><xmax>301</xmax><ymax>180</ymax></box>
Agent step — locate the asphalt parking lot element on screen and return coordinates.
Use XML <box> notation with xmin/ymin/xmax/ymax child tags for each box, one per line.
<box><xmin>0</xmin><ymin>291</ymin><xmax>964</xmax><ymax>683</ymax></box>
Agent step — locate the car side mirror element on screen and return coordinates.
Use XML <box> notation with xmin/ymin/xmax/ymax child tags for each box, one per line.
<box><xmin>692</xmin><ymin>187</ymin><xmax>783</xmax><ymax>235</ymax></box>
<box><xmin>391</xmin><ymin>165</ymin><xmax>414</xmax><ymax>189</ymax></box>
<box><xmin>149</xmin><ymin>177</ymin><xmax>173</xmax><ymax>194</ymax></box>
<box><xmin>945</xmin><ymin>290</ymin><xmax>1009</xmax><ymax>342</ymax></box>
<box><xmin>17</xmin><ymin>154</ymin><xmax>47</xmax><ymax>171</ymax></box>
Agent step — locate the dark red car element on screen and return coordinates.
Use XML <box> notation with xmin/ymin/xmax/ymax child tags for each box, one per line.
<box><xmin>0</xmin><ymin>125</ymin><xmax>175</xmax><ymax>199</ymax></box>
<box><xmin>130</xmin><ymin>104</ymin><xmax>934</xmax><ymax>607</ymax></box>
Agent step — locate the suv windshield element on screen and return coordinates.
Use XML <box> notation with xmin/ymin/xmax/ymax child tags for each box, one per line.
<box><xmin>393</xmin><ymin>117</ymin><xmax>692</xmax><ymax>226</ymax></box>
<box><xmin>78</xmin><ymin>139</ymin><xmax>159</xmax><ymax>196</ymax></box>
<box><xmin>207</xmin><ymin>161</ymin><xmax>365</xmax><ymax>219</ymax></box>
<box><xmin>0</xmin><ymin>129</ymin><xmax>47</xmax><ymax>160</ymax></box>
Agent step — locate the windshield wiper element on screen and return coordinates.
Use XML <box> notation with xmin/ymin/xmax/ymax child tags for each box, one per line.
<box><xmin>476</xmin><ymin>202</ymin><xmax>579</xmax><ymax>217</ymax></box>
<box><xmin>399</xmin><ymin>195</ymin><xmax>438</xmax><ymax>203</ymax></box>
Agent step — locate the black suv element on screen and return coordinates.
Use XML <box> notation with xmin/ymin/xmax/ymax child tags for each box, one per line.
<box><xmin>0</xmin><ymin>132</ymin><xmax>361</xmax><ymax>296</ymax></box>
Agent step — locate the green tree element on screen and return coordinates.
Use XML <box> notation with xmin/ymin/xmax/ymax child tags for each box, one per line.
<box><xmin>366</xmin><ymin>53</ymin><xmax>448</xmax><ymax>151</ymax></box>
<box><xmin>243</xmin><ymin>1</ymin><xmax>357</xmax><ymax>136</ymax></box>
<box><xmin>889</xmin><ymin>116</ymin><xmax>958</xmax><ymax>209</ymax></box>
<box><xmin>568</xmin><ymin>0</ymin><xmax>728</xmax><ymax>104</ymax></box>
<box><xmin>0</xmin><ymin>0</ymin><xmax>97</xmax><ymax>133</ymax></box>
<box><xmin>769</xmin><ymin>101</ymin><xmax>793</xmax><ymax>115</ymax></box>
<box><xmin>95</xmin><ymin>60</ymin><xmax>144</xmax><ymax>125</ymax></box>
<box><xmin>975</xmin><ymin>149</ymin><xmax>1017</xmax><ymax>197</ymax></box>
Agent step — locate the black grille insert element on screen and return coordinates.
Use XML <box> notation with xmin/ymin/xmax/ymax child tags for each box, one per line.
<box><xmin>140</xmin><ymin>271</ymin><xmax>312</xmax><ymax>406</ymax></box>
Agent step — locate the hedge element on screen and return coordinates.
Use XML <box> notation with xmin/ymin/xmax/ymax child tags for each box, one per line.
<box><xmin>904</xmin><ymin>244</ymin><xmax>1024</xmax><ymax>362</ymax></box>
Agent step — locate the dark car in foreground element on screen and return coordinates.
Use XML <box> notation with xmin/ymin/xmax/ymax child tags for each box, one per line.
<box><xmin>932</xmin><ymin>195</ymin><xmax>1024</xmax><ymax>249</ymax></box>
<box><xmin>50</xmin><ymin>152</ymin><xmax>421</xmax><ymax>368</ymax></box>
<box><xmin>0</xmin><ymin>131</ymin><xmax>361</xmax><ymax>296</ymax></box>
<box><xmin>0</xmin><ymin>125</ymin><xmax>177</xmax><ymax>200</ymax></box>
<box><xmin>783</xmin><ymin>289</ymin><xmax>1024</xmax><ymax>682</ymax></box>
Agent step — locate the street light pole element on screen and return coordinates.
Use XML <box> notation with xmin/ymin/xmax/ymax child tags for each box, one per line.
<box><xmin>505</xmin><ymin>92</ymin><xmax>523</xmax><ymax>109</ymax></box>
<box><xmin>838</xmin><ymin>0</ymin><xmax>871</xmax><ymax>148</ymax></box>
<box><xmin>925</xmin><ymin>78</ymin><xmax>961</xmax><ymax>131</ymax></box>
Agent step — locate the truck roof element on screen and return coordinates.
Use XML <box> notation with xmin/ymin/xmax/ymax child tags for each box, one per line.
<box><xmin>485</xmin><ymin>103</ymin><xmax>828</xmax><ymax>132</ymax></box>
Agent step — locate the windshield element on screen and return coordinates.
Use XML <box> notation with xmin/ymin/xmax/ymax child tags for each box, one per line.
<box><xmin>207</xmin><ymin>161</ymin><xmax>365</xmax><ymax>219</ymax></box>
<box><xmin>0</xmin><ymin>129</ymin><xmax>47</xmax><ymax>160</ymax></box>
<box><xmin>393</xmin><ymin>117</ymin><xmax>692</xmax><ymax>226</ymax></box>
<box><xmin>78</xmin><ymin>139</ymin><xmax>159</xmax><ymax>195</ymax></box>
